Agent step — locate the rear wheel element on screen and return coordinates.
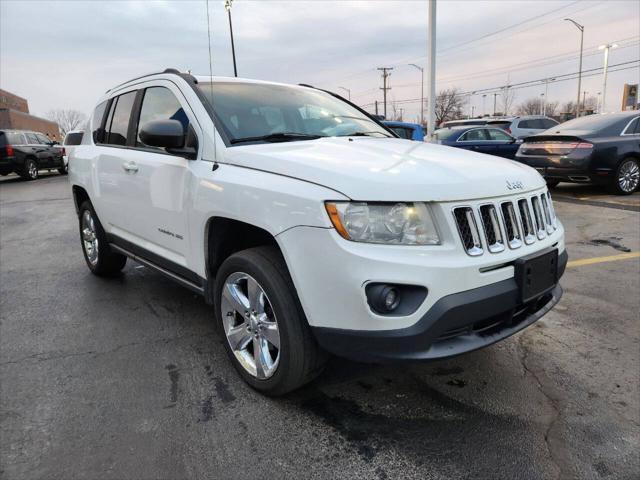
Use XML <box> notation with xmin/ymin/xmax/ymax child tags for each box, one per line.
<box><xmin>611</xmin><ymin>158</ymin><xmax>639</xmax><ymax>195</ymax></box>
<box><xmin>214</xmin><ymin>246</ymin><xmax>326</xmax><ymax>395</ymax></box>
<box><xmin>20</xmin><ymin>158</ymin><xmax>38</xmax><ymax>180</ymax></box>
<box><xmin>78</xmin><ymin>201</ymin><xmax>127</xmax><ymax>276</ymax></box>
<box><xmin>58</xmin><ymin>162</ymin><xmax>68</xmax><ymax>175</ymax></box>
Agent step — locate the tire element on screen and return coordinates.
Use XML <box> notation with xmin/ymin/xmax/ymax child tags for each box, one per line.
<box><xmin>20</xmin><ymin>158</ymin><xmax>38</xmax><ymax>180</ymax></box>
<box><xmin>611</xmin><ymin>158</ymin><xmax>640</xmax><ymax>195</ymax></box>
<box><xmin>78</xmin><ymin>201</ymin><xmax>127</xmax><ymax>276</ymax></box>
<box><xmin>545</xmin><ymin>179</ymin><xmax>560</xmax><ymax>188</ymax></box>
<box><xmin>58</xmin><ymin>163</ymin><xmax>68</xmax><ymax>175</ymax></box>
<box><xmin>214</xmin><ymin>246</ymin><xmax>326</xmax><ymax>395</ymax></box>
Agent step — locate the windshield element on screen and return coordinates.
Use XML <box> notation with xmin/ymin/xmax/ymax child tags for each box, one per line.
<box><xmin>196</xmin><ymin>82</ymin><xmax>391</xmax><ymax>144</ymax></box>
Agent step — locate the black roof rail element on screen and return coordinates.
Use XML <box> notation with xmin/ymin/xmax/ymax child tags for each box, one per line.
<box><xmin>105</xmin><ymin>68</ymin><xmax>198</xmax><ymax>93</ymax></box>
<box><xmin>298</xmin><ymin>83</ymin><xmax>315</xmax><ymax>88</ymax></box>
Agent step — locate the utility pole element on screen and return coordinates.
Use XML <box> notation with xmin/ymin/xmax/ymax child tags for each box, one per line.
<box><xmin>467</xmin><ymin>91</ymin><xmax>476</xmax><ymax>119</ymax></box>
<box><xmin>338</xmin><ymin>87</ymin><xmax>351</xmax><ymax>101</ymax></box>
<box><xmin>375</xmin><ymin>100</ymin><xmax>379</xmax><ymax>116</ymax></box>
<box><xmin>564</xmin><ymin>18</ymin><xmax>583</xmax><ymax>118</ymax></box>
<box><xmin>582</xmin><ymin>90</ymin><xmax>588</xmax><ymax>112</ymax></box>
<box><xmin>224</xmin><ymin>0</ymin><xmax>238</xmax><ymax>77</ymax></box>
<box><xmin>482</xmin><ymin>94</ymin><xmax>486</xmax><ymax>117</ymax></box>
<box><xmin>426</xmin><ymin>0</ymin><xmax>437</xmax><ymax>139</ymax></box>
<box><xmin>408</xmin><ymin>64</ymin><xmax>424</xmax><ymax>126</ymax></box>
<box><xmin>540</xmin><ymin>94</ymin><xmax>545</xmax><ymax>115</ymax></box>
<box><xmin>377</xmin><ymin>67</ymin><xmax>393</xmax><ymax>119</ymax></box>
<box><xmin>599</xmin><ymin>43</ymin><xmax>617</xmax><ymax>113</ymax></box>
<box><xmin>542</xmin><ymin>77</ymin><xmax>555</xmax><ymax>116</ymax></box>
<box><xmin>471</xmin><ymin>105</ymin><xmax>475</xmax><ymax>118</ymax></box>
<box><xmin>493</xmin><ymin>93</ymin><xmax>498</xmax><ymax>116</ymax></box>
<box><xmin>399</xmin><ymin>108</ymin><xmax>404</xmax><ymax>121</ymax></box>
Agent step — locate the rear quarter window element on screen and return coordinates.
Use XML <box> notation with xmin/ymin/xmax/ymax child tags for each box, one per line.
<box><xmin>92</xmin><ymin>101</ymin><xmax>108</xmax><ymax>143</ymax></box>
<box><xmin>64</xmin><ymin>132</ymin><xmax>84</xmax><ymax>146</ymax></box>
<box><xmin>0</xmin><ymin>132</ymin><xmax>25</xmax><ymax>145</ymax></box>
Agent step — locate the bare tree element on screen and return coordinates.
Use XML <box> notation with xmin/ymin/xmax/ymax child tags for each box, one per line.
<box><xmin>46</xmin><ymin>109</ymin><xmax>87</xmax><ymax>136</ymax></box>
<box><xmin>434</xmin><ymin>88</ymin><xmax>465</xmax><ymax>125</ymax></box>
<box><xmin>561</xmin><ymin>100</ymin><xmax>577</xmax><ymax>115</ymax></box>
<box><xmin>516</xmin><ymin>98</ymin><xmax>544</xmax><ymax>116</ymax></box>
<box><xmin>583</xmin><ymin>95</ymin><xmax>598</xmax><ymax>112</ymax></box>
<box><xmin>545</xmin><ymin>101</ymin><xmax>560</xmax><ymax>117</ymax></box>
<box><xmin>499</xmin><ymin>87</ymin><xmax>516</xmax><ymax>116</ymax></box>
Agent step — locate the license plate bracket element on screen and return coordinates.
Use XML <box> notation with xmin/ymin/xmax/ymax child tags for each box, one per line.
<box><xmin>515</xmin><ymin>248</ymin><xmax>558</xmax><ymax>303</ymax></box>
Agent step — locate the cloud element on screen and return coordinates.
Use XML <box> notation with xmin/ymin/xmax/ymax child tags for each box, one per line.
<box><xmin>1</xmin><ymin>0</ymin><xmax>638</xmax><ymax>120</ymax></box>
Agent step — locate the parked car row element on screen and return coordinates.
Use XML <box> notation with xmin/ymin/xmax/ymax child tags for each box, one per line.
<box><xmin>434</xmin><ymin>111</ymin><xmax>640</xmax><ymax>195</ymax></box>
<box><xmin>440</xmin><ymin>115</ymin><xmax>559</xmax><ymax>139</ymax></box>
<box><xmin>0</xmin><ymin>129</ymin><xmax>84</xmax><ymax>180</ymax></box>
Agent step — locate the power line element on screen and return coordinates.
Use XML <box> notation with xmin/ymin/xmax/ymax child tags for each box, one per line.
<box><xmin>358</xmin><ymin>62</ymin><xmax>640</xmax><ymax>108</ymax></box>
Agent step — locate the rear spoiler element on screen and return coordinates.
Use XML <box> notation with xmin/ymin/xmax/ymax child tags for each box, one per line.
<box><xmin>521</xmin><ymin>135</ymin><xmax>585</xmax><ymax>143</ymax></box>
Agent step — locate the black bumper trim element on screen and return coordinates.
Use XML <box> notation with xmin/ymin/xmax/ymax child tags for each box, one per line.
<box><xmin>312</xmin><ymin>250</ymin><xmax>567</xmax><ymax>363</ymax></box>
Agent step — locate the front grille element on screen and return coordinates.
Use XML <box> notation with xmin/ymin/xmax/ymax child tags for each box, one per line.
<box><xmin>454</xmin><ymin>191</ymin><xmax>557</xmax><ymax>256</ymax></box>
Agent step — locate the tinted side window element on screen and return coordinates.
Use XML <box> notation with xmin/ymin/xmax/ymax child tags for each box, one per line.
<box><xmin>4</xmin><ymin>132</ymin><xmax>25</xmax><ymax>144</ymax></box>
<box><xmin>35</xmin><ymin>133</ymin><xmax>50</xmax><ymax>144</ymax></box>
<box><xmin>539</xmin><ymin>118</ymin><xmax>558</xmax><ymax>129</ymax></box>
<box><xmin>635</xmin><ymin>117</ymin><xmax>640</xmax><ymax>134</ymax></box>
<box><xmin>623</xmin><ymin>117</ymin><xmax>639</xmax><ymax>135</ymax></box>
<box><xmin>460</xmin><ymin>129</ymin><xmax>488</xmax><ymax>141</ymax></box>
<box><xmin>106</xmin><ymin>91</ymin><xmax>137</xmax><ymax>146</ymax></box>
<box><xmin>487</xmin><ymin>129</ymin><xmax>512</xmax><ymax>141</ymax></box>
<box><xmin>390</xmin><ymin>127</ymin><xmax>413</xmax><ymax>139</ymax></box>
<box><xmin>136</xmin><ymin>87</ymin><xmax>187</xmax><ymax>148</ymax></box>
<box><xmin>518</xmin><ymin>119</ymin><xmax>536</xmax><ymax>129</ymax></box>
<box><xmin>91</xmin><ymin>101</ymin><xmax>107</xmax><ymax>143</ymax></box>
<box><xmin>64</xmin><ymin>132</ymin><xmax>84</xmax><ymax>145</ymax></box>
<box><xmin>25</xmin><ymin>133</ymin><xmax>39</xmax><ymax>144</ymax></box>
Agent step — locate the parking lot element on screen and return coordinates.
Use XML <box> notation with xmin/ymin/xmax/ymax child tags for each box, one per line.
<box><xmin>0</xmin><ymin>173</ymin><xmax>638</xmax><ymax>480</ymax></box>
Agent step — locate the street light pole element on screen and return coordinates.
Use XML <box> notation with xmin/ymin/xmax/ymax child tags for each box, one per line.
<box><xmin>599</xmin><ymin>43</ymin><xmax>618</xmax><ymax>113</ymax></box>
<box><xmin>540</xmin><ymin>94</ymin><xmax>545</xmax><ymax>115</ymax></box>
<box><xmin>224</xmin><ymin>0</ymin><xmax>238</xmax><ymax>77</ymax></box>
<box><xmin>564</xmin><ymin>18</ymin><xmax>583</xmax><ymax>118</ymax></box>
<box><xmin>408</xmin><ymin>64</ymin><xmax>424</xmax><ymax>126</ymax></box>
<box><xmin>482</xmin><ymin>94</ymin><xmax>486</xmax><ymax>117</ymax></box>
<box><xmin>468</xmin><ymin>91</ymin><xmax>476</xmax><ymax>119</ymax></box>
<box><xmin>338</xmin><ymin>87</ymin><xmax>351</xmax><ymax>101</ymax></box>
<box><xmin>493</xmin><ymin>93</ymin><xmax>498</xmax><ymax>116</ymax></box>
<box><xmin>426</xmin><ymin>0</ymin><xmax>437</xmax><ymax>140</ymax></box>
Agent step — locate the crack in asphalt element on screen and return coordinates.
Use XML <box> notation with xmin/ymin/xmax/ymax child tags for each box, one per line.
<box><xmin>517</xmin><ymin>335</ymin><xmax>566</xmax><ymax>480</ymax></box>
<box><xmin>0</xmin><ymin>332</ymin><xmax>215</xmax><ymax>367</ymax></box>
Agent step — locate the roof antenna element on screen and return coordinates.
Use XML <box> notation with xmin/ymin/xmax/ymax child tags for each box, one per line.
<box><xmin>206</xmin><ymin>0</ymin><xmax>218</xmax><ymax>165</ymax></box>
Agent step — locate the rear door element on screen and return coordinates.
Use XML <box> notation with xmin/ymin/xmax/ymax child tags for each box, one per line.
<box><xmin>35</xmin><ymin>133</ymin><xmax>56</xmax><ymax>166</ymax></box>
<box><xmin>456</xmin><ymin>128</ymin><xmax>494</xmax><ymax>154</ymax></box>
<box><xmin>94</xmin><ymin>90</ymin><xmax>138</xmax><ymax>236</ymax></box>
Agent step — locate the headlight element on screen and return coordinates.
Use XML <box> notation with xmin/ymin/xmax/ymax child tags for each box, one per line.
<box><xmin>325</xmin><ymin>202</ymin><xmax>440</xmax><ymax>245</ymax></box>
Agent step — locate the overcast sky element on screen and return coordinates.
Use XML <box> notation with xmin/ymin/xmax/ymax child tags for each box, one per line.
<box><xmin>1</xmin><ymin>0</ymin><xmax>638</xmax><ymax>122</ymax></box>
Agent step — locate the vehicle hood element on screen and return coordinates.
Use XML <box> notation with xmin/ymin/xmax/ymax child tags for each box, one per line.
<box><xmin>223</xmin><ymin>137</ymin><xmax>545</xmax><ymax>201</ymax></box>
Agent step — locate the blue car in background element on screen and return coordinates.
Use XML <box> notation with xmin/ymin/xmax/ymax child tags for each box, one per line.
<box><xmin>432</xmin><ymin>125</ymin><xmax>522</xmax><ymax>159</ymax></box>
<box><xmin>383</xmin><ymin>121</ymin><xmax>425</xmax><ymax>141</ymax></box>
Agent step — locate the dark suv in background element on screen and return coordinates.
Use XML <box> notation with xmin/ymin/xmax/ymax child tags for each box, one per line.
<box><xmin>0</xmin><ymin>129</ymin><xmax>65</xmax><ymax>180</ymax></box>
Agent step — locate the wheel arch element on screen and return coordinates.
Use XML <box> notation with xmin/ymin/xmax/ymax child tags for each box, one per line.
<box><xmin>72</xmin><ymin>185</ymin><xmax>90</xmax><ymax>215</ymax></box>
<box><xmin>204</xmin><ymin>216</ymin><xmax>284</xmax><ymax>285</ymax></box>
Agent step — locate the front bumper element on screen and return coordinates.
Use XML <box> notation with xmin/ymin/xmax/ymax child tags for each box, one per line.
<box><xmin>312</xmin><ymin>250</ymin><xmax>567</xmax><ymax>363</ymax></box>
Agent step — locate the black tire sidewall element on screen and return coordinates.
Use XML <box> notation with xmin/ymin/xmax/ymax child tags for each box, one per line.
<box><xmin>78</xmin><ymin>201</ymin><xmax>125</xmax><ymax>275</ymax></box>
<box><xmin>214</xmin><ymin>249</ymin><xmax>305</xmax><ymax>395</ymax></box>
<box><xmin>613</xmin><ymin>158</ymin><xmax>639</xmax><ymax>195</ymax></box>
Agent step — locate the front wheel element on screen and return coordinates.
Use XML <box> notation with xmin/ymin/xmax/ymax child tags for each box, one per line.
<box><xmin>545</xmin><ymin>179</ymin><xmax>560</xmax><ymax>188</ymax></box>
<box><xmin>612</xmin><ymin>158</ymin><xmax>640</xmax><ymax>195</ymax></box>
<box><xmin>20</xmin><ymin>158</ymin><xmax>38</xmax><ymax>180</ymax></box>
<box><xmin>78</xmin><ymin>201</ymin><xmax>127</xmax><ymax>276</ymax></box>
<box><xmin>58</xmin><ymin>162</ymin><xmax>68</xmax><ymax>175</ymax></box>
<box><xmin>214</xmin><ymin>246</ymin><xmax>326</xmax><ymax>395</ymax></box>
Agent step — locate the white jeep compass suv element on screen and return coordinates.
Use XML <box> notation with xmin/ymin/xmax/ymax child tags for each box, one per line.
<box><xmin>69</xmin><ymin>69</ymin><xmax>567</xmax><ymax>395</ymax></box>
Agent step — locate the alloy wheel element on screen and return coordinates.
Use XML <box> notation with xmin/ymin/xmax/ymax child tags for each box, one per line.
<box><xmin>28</xmin><ymin>162</ymin><xmax>38</xmax><ymax>179</ymax></box>
<box><xmin>81</xmin><ymin>210</ymin><xmax>99</xmax><ymax>266</ymax></box>
<box><xmin>618</xmin><ymin>160</ymin><xmax>639</xmax><ymax>193</ymax></box>
<box><xmin>220</xmin><ymin>272</ymin><xmax>280</xmax><ymax>379</ymax></box>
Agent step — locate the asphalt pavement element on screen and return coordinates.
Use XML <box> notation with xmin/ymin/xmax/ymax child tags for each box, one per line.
<box><xmin>1</xmin><ymin>173</ymin><xmax>638</xmax><ymax>480</ymax></box>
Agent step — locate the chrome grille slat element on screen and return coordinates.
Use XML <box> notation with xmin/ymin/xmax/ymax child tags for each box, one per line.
<box><xmin>479</xmin><ymin>204</ymin><xmax>505</xmax><ymax>253</ymax></box>
<box><xmin>500</xmin><ymin>202</ymin><xmax>522</xmax><ymax>249</ymax></box>
<box><xmin>454</xmin><ymin>191</ymin><xmax>557</xmax><ymax>255</ymax></box>
<box><xmin>531</xmin><ymin>196</ymin><xmax>546</xmax><ymax>239</ymax></box>
<box><xmin>453</xmin><ymin>207</ymin><xmax>483</xmax><ymax>256</ymax></box>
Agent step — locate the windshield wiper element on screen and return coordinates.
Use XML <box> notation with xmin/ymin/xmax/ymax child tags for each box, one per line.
<box><xmin>230</xmin><ymin>132</ymin><xmax>323</xmax><ymax>144</ymax></box>
<box><xmin>337</xmin><ymin>131</ymin><xmax>393</xmax><ymax>138</ymax></box>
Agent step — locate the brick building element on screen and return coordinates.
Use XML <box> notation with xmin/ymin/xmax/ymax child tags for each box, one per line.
<box><xmin>0</xmin><ymin>89</ymin><xmax>61</xmax><ymax>140</ymax></box>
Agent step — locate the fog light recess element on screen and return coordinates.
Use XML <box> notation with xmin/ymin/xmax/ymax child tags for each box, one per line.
<box><xmin>365</xmin><ymin>283</ymin><xmax>428</xmax><ymax>317</ymax></box>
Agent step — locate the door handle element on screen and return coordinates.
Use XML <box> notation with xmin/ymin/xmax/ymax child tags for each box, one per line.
<box><xmin>122</xmin><ymin>161</ymin><xmax>139</xmax><ymax>173</ymax></box>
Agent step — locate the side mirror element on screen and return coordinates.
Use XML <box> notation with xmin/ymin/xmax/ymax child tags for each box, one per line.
<box><xmin>139</xmin><ymin>120</ymin><xmax>185</xmax><ymax>149</ymax></box>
